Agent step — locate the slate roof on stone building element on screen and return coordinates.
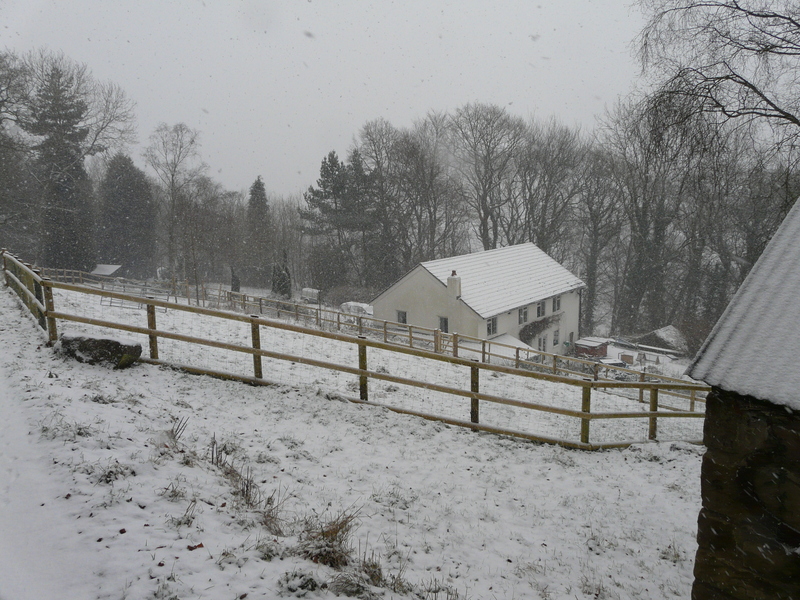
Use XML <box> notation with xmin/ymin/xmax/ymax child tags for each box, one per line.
<box><xmin>421</xmin><ymin>243</ymin><xmax>584</xmax><ymax>319</ymax></box>
<box><xmin>687</xmin><ymin>198</ymin><xmax>800</xmax><ymax>409</ymax></box>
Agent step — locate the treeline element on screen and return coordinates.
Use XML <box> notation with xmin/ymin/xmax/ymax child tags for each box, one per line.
<box><xmin>1</xmin><ymin>47</ymin><xmax>797</xmax><ymax>350</ymax></box>
<box><xmin>0</xmin><ymin>50</ymin><xmax>303</xmax><ymax>296</ymax></box>
<box><xmin>302</xmin><ymin>99</ymin><xmax>798</xmax><ymax>350</ymax></box>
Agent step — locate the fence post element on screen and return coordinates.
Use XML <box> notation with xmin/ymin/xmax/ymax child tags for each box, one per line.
<box><xmin>470</xmin><ymin>360</ymin><xmax>479</xmax><ymax>428</ymax></box>
<box><xmin>317</xmin><ymin>307</ymin><xmax>321</xmax><ymax>327</ymax></box>
<box><xmin>690</xmin><ymin>389</ymin><xmax>696</xmax><ymax>412</ymax></box>
<box><xmin>295</xmin><ymin>304</ymin><xmax>299</xmax><ymax>322</ymax></box>
<box><xmin>593</xmin><ymin>363</ymin><xmax>599</xmax><ymax>381</ymax></box>
<box><xmin>515</xmin><ymin>347</ymin><xmax>520</xmax><ymax>369</ymax></box>
<box><xmin>408</xmin><ymin>326</ymin><xmax>413</xmax><ymax>348</ymax></box>
<box><xmin>434</xmin><ymin>329</ymin><xmax>441</xmax><ymax>353</ymax></box>
<box><xmin>337</xmin><ymin>312</ymin><xmax>341</xmax><ymax>330</ymax></box>
<box><xmin>357</xmin><ymin>315</ymin><xmax>363</xmax><ymax>336</ymax></box>
<box><xmin>1</xmin><ymin>249</ymin><xmax>8</xmax><ymax>286</ymax></box>
<box><xmin>481</xmin><ymin>340</ymin><xmax>486</xmax><ymax>363</ymax></box>
<box><xmin>453</xmin><ymin>333</ymin><xmax>459</xmax><ymax>358</ymax></box>
<box><xmin>259</xmin><ymin>297</ymin><xmax>263</xmax><ymax>314</ymax></box>
<box><xmin>42</xmin><ymin>278</ymin><xmax>58</xmax><ymax>345</ymax></box>
<box><xmin>32</xmin><ymin>269</ymin><xmax>46</xmax><ymax>331</ymax></box>
<box><xmin>383</xmin><ymin>321</ymin><xmax>388</xmax><ymax>343</ymax></box>
<box><xmin>639</xmin><ymin>371</ymin><xmax>646</xmax><ymax>403</ymax></box>
<box><xmin>251</xmin><ymin>316</ymin><xmax>263</xmax><ymax>379</ymax></box>
<box><xmin>552</xmin><ymin>354</ymin><xmax>558</xmax><ymax>374</ymax></box>
<box><xmin>649</xmin><ymin>387</ymin><xmax>659</xmax><ymax>440</ymax></box>
<box><xmin>581</xmin><ymin>385</ymin><xmax>592</xmax><ymax>444</ymax></box>
<box><xmin>358</xmin><ymin>338</ymin><xmax>368</xmax><ymax>401</ymax></box>
<box><xmin>146</xmin><ymin>299</ymin><xmax>159</xmax><ymax>359</ymax></box>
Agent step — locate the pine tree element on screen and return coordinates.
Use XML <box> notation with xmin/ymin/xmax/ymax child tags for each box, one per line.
<box><xmin>301</xmin><ymin>150</ymin><xmax>381</xmax><ymax>287</ymax></box>
<box><xmin>23</xmin><ymin>64</ymin><xmax>95</xmax><ymax>269</ymax></box>
<box><xmin>245</xmin><ymin>175</ymin><xmax>271</xmax><ymax>286</ymax></box>
<box><xmin>271</xmin><ymin>250</ymin><xmax>292</xmax><ymax>298</ymax></box>
<box><xmin>97</xmin><ymin>154</ymin><xmax>157</xmax><ymax>279</ymax></box>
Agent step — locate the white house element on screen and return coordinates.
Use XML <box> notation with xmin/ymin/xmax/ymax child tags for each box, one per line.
<box><xmin>371</xmin><ymin>243</ymin><xmax>585</xmax><ymax>353</ymax></box>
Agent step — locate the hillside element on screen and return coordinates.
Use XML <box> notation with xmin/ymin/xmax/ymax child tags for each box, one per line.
<box><xmin>0</xmin><ymin>287</ymin><xmax>703</xmax><ymax>599</ymax></box>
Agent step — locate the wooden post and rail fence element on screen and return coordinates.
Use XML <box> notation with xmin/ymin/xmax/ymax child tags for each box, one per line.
<box><xmin>2</xmin><ymin>250</ymin><xmax>709</xmax><ymax>450</ymax></box>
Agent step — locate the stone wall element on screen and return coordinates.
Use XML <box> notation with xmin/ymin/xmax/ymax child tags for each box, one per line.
<box><xmin>693</xmin><ymin>387</ymin><xmax>800</xmax><ymax>600</ymax></box>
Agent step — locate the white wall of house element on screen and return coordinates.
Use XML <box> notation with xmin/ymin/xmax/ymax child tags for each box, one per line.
<box><xmin>487</xmin><ymin>288</ymin><xmax>580</xmax><ymax>353</ymax></box>
<box><xmin>372</xmin><ymin>267</ymin><xmax>483</xmax><ymax>337</ymax></box>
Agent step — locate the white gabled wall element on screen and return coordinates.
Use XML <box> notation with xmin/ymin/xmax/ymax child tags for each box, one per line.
<box><xmin>371</xmin><ymin>267</ymin><xmax>483</xmax><ymax>337</ymax></box>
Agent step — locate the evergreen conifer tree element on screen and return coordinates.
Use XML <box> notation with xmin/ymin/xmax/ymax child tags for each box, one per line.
<box><xmin>22</xmin><ymin>64</ymin><xmax>95</xmax><ymax>269</ymax></box>
<box><xmin>271</xmin><ymin>250</ymin><xmax>292</xmax><ymax>298</ymax></box>
<box><xmin>246</xmin><ymin>175</ymin><xmax>271</xmax><ymax>286</ymax></box>
<box><xmin>97</xmin><ymin>154</ymin><xmax>157</xmax><ymax>279</ymax></box>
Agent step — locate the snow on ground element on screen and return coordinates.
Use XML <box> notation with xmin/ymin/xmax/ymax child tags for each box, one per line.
<box><xmin>50</xmin><ymin>288</ymin><xmax>706</xmax><ymax>446</ymax></box>
<box><xmin>0</xmin><ymin>287</ymin><xmax>703</xmax><ymax>599</ymax></box>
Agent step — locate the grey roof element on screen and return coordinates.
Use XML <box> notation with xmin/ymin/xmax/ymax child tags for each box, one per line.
<box><xmin>421</xmin><ymin>243</ymin><xmax>584</xmax><ymax>318</ymax></box>
<box><xmin>687</xmin><ymin>198</ymin><xmax>800</xmax><ymax>409</ymax></box>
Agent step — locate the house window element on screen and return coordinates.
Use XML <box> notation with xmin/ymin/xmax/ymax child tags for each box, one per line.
<box><xmin>439</xmin><ymin>316</ymin><xmax>449</xmax><ymax>333</ymax></box>
<box><xmin>538</xmin><ymin>334</ymin><xmax>547</xmax><ymax>352</ymax></box>
<box><xmin>552</xmin><ymin>329</ymin><xmax>559</xmax><ymax>347</ymax></box>
<box><xmin>397</xmin><ymin>310</ymin><xmax>407</xmax><ymax>324</ymax></box>
<box><xmin>518</xmin><ymin>306</ymin><xmax>528</xmax><ymax>324</ymax></box>
<box><xmin>552</xmin><ymin>295</ymin><xmax>561</xmax><ymax>312</ymax></box>
<box><xmin>487</xmin><ymin>317</ymin><xmax>497</xmax><ymax>336</ymax></box>
<box><xmin>537</xmin><ymin>301</ymin><xmax>546</xmax><ymax>318</ymax></box>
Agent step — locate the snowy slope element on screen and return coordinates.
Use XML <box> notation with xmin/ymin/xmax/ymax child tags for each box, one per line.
<box><xmin>0</xmin><ymin>287</ymin><xmax>703</xmax><ymax>599</ymax></box>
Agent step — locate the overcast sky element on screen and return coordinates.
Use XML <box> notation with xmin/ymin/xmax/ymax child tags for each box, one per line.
<box><xmin>2</xmin><ymin>1</ymin><xmax>644</xmax><ymax>197</ymax></box>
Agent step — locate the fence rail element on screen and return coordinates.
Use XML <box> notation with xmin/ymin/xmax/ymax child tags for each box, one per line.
<box><xmin>201</xmin><ymin>288</ymin><xmax>705</xmax><ymax>410</ymax></box>
<box><xmin>3</xmin><ymin>251</ymin><xmax>710</xmax><ymax>450</ymax></box>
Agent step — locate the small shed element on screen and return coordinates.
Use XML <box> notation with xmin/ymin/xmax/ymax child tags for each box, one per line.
<box><xmin>686</xmin><ymin>198</ymin><xmax>800</xmax><ymax>600</ymax></box>
<box><xmin>574</xmin><ymin>337</ymin><xmax>610</xmax><ymax>358</ymax></box>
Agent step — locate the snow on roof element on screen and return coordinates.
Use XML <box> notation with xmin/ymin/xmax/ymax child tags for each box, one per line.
<box><xmin>650</xmin><ymin>325</ymin><xmax>688</xmax><ymax>353</ymax></box>
<box><xmin>687</xmin><ymin>197</ymin><xmax>800</xmax><ymax>410</ymax></box>
<box><xmin>576</xmin><ymin>337</ymin><xmax>611</xmax><ymax>347</ymax></box>
<box><xmin>421</xmin><ymin>243</ymin><xmax>584</xmax><ymax>318</ymax></box>
<box><xmin>91</xmin><ymin>264</ymin><xmax>122</xmax><ymax>276</ymax></box>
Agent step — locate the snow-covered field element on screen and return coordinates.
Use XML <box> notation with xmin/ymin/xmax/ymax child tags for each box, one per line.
<box><xmin>0</xmin><ymin>286</ymin><xmax>703</xmax><ymax>599</ymax></box>
<box><xmin>45</xmin><ymin>288</ymin><xmax>705</xmax><ymax>448</ymax></box>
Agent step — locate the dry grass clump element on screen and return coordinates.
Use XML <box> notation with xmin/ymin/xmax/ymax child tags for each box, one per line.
<box><xmin>276</xmin><ymin>569</ymin><xmax>323</xmax><ymax>597</ymax></box>
<box><xmin>297</xmin><ymin>507</ymin><xmax>360</xmax><ymax>568</ymax></box>
<box><xmin>259</xmin><ymin>487</ymin><xmax>288</xmax><ymax>536</ymax></box>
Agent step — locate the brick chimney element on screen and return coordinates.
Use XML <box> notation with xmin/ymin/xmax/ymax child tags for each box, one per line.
<box><xmin>447</xmin><ymin>270</ymin><xmax>461</xmax><ymax>299</ymax></box>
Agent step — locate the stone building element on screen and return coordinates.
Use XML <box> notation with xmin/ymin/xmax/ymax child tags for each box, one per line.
<box><xmin>686</xmin><ymin>198</ymin><xmax>800</xmax><ymax>600</ymax></box>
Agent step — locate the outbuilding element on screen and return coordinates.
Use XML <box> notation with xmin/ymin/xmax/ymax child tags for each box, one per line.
<box><xmin>687</xmin><ymin>198</ymin><xmax>800</xmax><ymax>600</ymax></box>
<box><xmin>371</xmin><ymin>243</ymin><xmax>584</xmax><ymax>352</ymax></box>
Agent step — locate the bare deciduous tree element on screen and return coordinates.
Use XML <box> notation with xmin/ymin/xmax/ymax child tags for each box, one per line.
<box><xmin>144</xmin><ymin>122</ymin><xmax>206</xmax><ymax>277</ymax></box>
<box><xmin>638</xmin><ymin>1</ymin><xmax>800</xmax><ymax>137</ymax></box>
<box><xmin>502</xmin><ymin>118</ymin><xmax>585</xmax><ymax>261</ymax></box>
<box><xmin>449</xmin><ymin>103</ymin><xmax>526</xmax><ymax>250</ymax></box>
